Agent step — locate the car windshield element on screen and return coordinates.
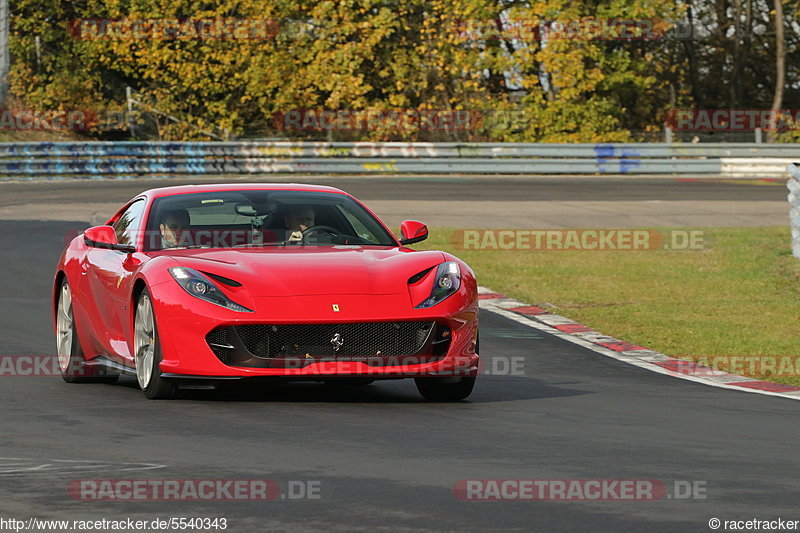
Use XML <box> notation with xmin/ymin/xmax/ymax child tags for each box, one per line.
<box><xmin>144</xmin><ymin>190</ymin><xmax>397</xmax><ymax>251</ymax></box>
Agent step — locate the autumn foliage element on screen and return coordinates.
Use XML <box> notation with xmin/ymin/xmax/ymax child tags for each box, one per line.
<box><xmin>9</xmin><ymin>0</ymin><xmax>798</xmax><ymax>142</ymax></box>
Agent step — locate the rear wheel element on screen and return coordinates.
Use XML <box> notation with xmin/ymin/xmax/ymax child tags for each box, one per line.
<box><xmin>134</xmin><ymin>290</ymin><xmax>177</xmax><ymax>399</ymax></box>
<box><xmin>56</xmin><ymin>280</ymin><xmax>117</xmax><ymax>383</ymax></box>
<box><xmin>414</xmin><ymin>376</ymin><xmax>476</xmax><ymax>402</ymax></box>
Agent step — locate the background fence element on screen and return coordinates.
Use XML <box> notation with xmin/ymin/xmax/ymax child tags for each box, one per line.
<box><xmin>789</xmin><ymin>164</ymin><xmax>800</xmax><ymax>259</ymax></box>
<box><xmin>0</xmin><ymin>141</ymin><xmax>797</xmax><ymax>179</ymax></box>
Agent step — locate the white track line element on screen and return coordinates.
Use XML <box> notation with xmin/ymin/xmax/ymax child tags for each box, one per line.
<box><xmin>478</xmin><ymin>287</ymin><xmax>800</xmax><ymax>402</ymax></box>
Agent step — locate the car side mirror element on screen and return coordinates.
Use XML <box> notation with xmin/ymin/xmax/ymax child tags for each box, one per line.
<box><xmin>84</xmin><ymin>225</ymin><xmax>135</xmax><ymax>253</ymax></box>
<box><xmin>399</xmin><ymin>220</ymin><xmax>428</xmax><ymax>245</ymax></box>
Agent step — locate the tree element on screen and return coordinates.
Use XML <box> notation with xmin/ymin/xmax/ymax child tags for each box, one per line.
<box><xmin>768</xmin><ymin>0</ymin><xmax>785</xmax><ymax>142</ymax></box>
<box><xmin>6</xmin><ymin>0</ymin><xmax>800</xmax><ymax>142</ymax></box>
<box><xmin>0</xmin><ymin>0</ymin><xmax>8</xmax><ymax>109</ymax></box>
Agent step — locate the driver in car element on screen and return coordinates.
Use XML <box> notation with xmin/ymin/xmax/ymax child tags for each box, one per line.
<box><xmin>159</xmin><ymin>208</ymin><xmax>191</xmax><ymax>249</ymax></box>
<box><xmin>284</xmin><ymin>205</ymin><xmax>315</xmax><ymax>243</ymax></box>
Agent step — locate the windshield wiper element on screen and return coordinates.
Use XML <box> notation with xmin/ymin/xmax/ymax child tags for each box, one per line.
<box><xmin>231</xmin><ymin>242</ymin><xmax>285</xmax><ymax>248</ymax></box>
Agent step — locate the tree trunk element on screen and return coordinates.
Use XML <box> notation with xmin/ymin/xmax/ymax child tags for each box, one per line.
<box><xmin>768</xmin><ymin>0</ymin><xmax>785</xmax><ymax>142</ymax></box>
<box><xmin>683</xmin><ymin>0</ymin><xmax>702</xmax><ymax>108</ymax></box>
<box><xmin>730</xmin><ymin>0</ymin><xmax>742</xmax><ymax>107</ymax></box>
<box><xmin>0</xmin><ymin>0</ymin><xmax>9</xmax><ymax>109</ymax></box>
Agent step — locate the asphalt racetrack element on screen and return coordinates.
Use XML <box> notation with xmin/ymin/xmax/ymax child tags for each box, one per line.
<box><xmin>0</xmin><ymin>177</ymin><xmax>797</xmax><ymax>532</ymax></box>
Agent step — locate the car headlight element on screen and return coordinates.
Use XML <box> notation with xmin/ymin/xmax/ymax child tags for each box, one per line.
<box><xmin>168</xmin><ymin>267</ymin><xmax>253</xmax><ymax>312</ymax></box>
<box><xmin>415</xmin><ymin>261</ymin><xmax>461</xmax><ymax>309</ymax></box>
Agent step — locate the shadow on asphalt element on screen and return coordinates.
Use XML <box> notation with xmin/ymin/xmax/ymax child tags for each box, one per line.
<box><xmin>108</xmin><ymin>374</ymin><xmax>590</xmax><ymax>403</ymax></box>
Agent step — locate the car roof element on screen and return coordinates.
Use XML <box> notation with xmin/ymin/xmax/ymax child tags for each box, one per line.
<box><xmin>140</xmin><ymin>183</ymin><xmax>347</xmax><ymax>200</ymax></box>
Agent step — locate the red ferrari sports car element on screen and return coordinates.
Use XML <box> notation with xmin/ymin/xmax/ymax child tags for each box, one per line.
<box><xmin>53</xmin><ymin>184</ymin><xmax>479</xmax><ymax>400</ymax></box>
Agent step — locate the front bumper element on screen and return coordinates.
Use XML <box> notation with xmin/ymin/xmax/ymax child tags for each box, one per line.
<box><xmin>149</xmin><ymin>286</ymin><xmax>479</xmax><ymax>379</ymax></box>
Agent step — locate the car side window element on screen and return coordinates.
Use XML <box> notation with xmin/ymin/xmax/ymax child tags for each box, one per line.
<box><xmin>336</xmin><ymin>205</ymin><xmax>379</xmax><ymax>241</ymax></box>
<box><xmin>113</xmin><ymin>199</ymin><xmax>146</xmax><ymax>246</ymax></box>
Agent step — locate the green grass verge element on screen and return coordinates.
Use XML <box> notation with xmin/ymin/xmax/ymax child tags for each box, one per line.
<box><xmin>417</xmin><ymin>226</ymin><xmax>800</xmax><ymax>386</ymax></box>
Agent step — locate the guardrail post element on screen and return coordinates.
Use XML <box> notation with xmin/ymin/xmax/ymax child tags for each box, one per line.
<box><xmin>788</xmin><ymin>163</ymin><xmax>800</xmax><ymax>259</ymax></box>
<box><xmin>126</xmin><ymin>86</ymin><xmax>135</xmax><ymax>138</ymax></box>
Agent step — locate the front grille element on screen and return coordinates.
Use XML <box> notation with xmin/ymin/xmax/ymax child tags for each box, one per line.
<box><xmin>205</xmin><ymin>321</ymin><xmax>451</xmax><ymax>369</ymax></box>
<box><xmin>206</xmin><ymin>328</ymin><xmax>232</xmax><ymax>364</ymax></box>
<box><xmin>235</xmin><ymin>321</ymin><xmax>434</xmax><ymax>358</ymax></box>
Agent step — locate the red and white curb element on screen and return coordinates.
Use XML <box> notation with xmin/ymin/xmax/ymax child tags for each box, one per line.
<box><xmin>478</xmin><ymin>286</ymin><xmax>800</xmax><ymax>401</ymax></box>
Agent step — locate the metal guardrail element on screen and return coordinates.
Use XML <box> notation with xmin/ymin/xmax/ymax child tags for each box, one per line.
<box><xmin>788</xmin><ymin>164</ymin><xmax>800</xmax><ymax>259</ymax></box>
<box><xmin>1</xmin><ymin>141</ymin><xmax>798</xmax><ymax>158</ymax></box>
<box><xmin>0</xmin><ymin>141</ymin><xmax>797</xmax><ymax>178</ymax></box>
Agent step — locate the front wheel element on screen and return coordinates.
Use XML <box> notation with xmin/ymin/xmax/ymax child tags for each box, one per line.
<box><xmin>56</xmin><ymin>280</ymin><xmax>117</xmax><ymax>383</ymax></box>
<box><xmin>414</xmin><ymin>376</ymin><xmax>476</xmax><ymax>402</ymax></box>
<box><xmin>133</xmin><ymin>290</ymin><xmax>177</xmax><ymax>399</ymax></box>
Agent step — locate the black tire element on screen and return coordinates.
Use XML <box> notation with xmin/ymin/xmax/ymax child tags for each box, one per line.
<box><xmin>414</xmin><ymin>376</ymin><xmax>476</xmax><ymax>402</ymax></box>
<box><xmin>415</xmin><ymin>328</ymin><xmax>478</xmax><ymax>401</ymax></box>
<box><xmin>57</xmin><ymin>280</ymin><xmax>118</xmax><ymax>384</ymax></box>
<box><xmin>134</xmin><ymin>290</ymin><xmax>178</xmax><ymax>400</ymax></box>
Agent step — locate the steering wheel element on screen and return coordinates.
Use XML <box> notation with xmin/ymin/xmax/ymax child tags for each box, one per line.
<box><xmin>301</xmin><ymin>225</ymin><xmax>340</xmax><ymax>243</ymax></box>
